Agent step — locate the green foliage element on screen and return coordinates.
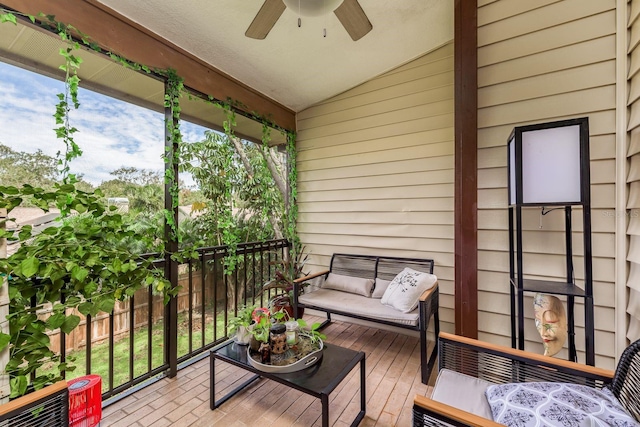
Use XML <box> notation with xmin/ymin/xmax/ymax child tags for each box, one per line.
<box><xmin>250</xmin><ymin>316</ymin><xmax>271</xmax><ymax>343</ymax></box>
<box><xmin>285</xmin><ymin>132</ymin><xmax>300</xmax><ymax>253</ymax></box>
<box><xmin>0</xmin><ymin>144</ymin><xmax>60</xmax><ymax>194</ymax></box>
<box><xmin>261</xmin><ymin>246</ymin><xmax>310</xmax><ymax>300</ymax></box>
<box><xmin>0</xmin><ymin>9</ymin><xmax>301</xmax><ymax>398</ymax></box>
<box><xmin>110</xmin><ymin>167</ymin><xmax>162</xmax><ymax>186</ymax></box>
<box><xmin>227</xmin><ymin>304</ymin><xmax>256</xmax><ymax>335</ymax></box>
<box><xmin>0</xmin><ymin>12</ymin><xmax>17</xmax><ymax>24</ymax></box>
<box><xmin>163</xmin><ymin>70</ymin><xmax>184</xmax><ymax>246</ymax></box>
<box><xmin>296</xmin><ymin>319</ymin><xmax>326</xmax><ymax>345</ymax></box>
<box><xmin>55</xmin><ymin>39</ymin><xmax>84</xmax><ymax>185</ymax></box>
<box><xmin>0</xmin><ymin>184</ymin><xmax>174</xmax><ymax>397</ymax></box>
<box><xmin>180</xmin><ymin>131</ymin><xmax>241</xmax><ymax>272</ymax></box>
<box><xmin>179</xmin><ymin>188</ymin><xmax>206</xmax><ymax>207</ymax></box>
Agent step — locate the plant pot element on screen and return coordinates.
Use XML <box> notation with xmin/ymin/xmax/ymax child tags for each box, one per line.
<box><xmin>271</xmin><ymin>294</ymin><xmax>304</xmax><ymax>319</ymax></box>
<box><xmin>235</xmin><ymin>325</ymin><xmax>253</xmax><ymax>345</ymax></box>
<box><xmin>250</xmin><ymin>336</ymin><xmax>262</xmax><ymax>352</ymax></box>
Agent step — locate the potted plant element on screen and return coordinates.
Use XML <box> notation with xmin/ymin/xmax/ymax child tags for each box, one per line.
<box><xmin>246</xmin><ymin>308</ymin><xmax>326</xmax><ymax>369</ymax></box>
<box><xmin>261</xmin><ymin>247</ymin><xmax>311</xmax><ymax>318</ymax></box>
<box><xmin>227</xmin><ymin>304</ymin><xmax>256</xmax><ymax>345</ymax></box>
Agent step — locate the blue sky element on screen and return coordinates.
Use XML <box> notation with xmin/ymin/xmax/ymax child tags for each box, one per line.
<box><xmin>0</xmin><ymin>60</ymin><xmax>205</xmax><ymax>187</ymax></box>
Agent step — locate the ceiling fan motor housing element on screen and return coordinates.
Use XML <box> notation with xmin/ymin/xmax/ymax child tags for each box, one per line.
<box><xmin>282</xmin><ymin>0</ymin><xmax>345</xmax><ymax>17</ymax></box>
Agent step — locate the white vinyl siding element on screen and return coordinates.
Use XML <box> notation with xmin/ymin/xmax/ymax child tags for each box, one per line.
<box><xmin>477</xmin><ymin>0</ymin><xmax>618</xmax><ymax>369</ymax></box>
<box><xmin>296</xmin><ymin>42</ymin><xmax>455</xmax><ymax>331</ymax></box>
<box><xmin>627</xmin><ymin>0</ymin><xmax>640</xmax><ymax>344</ymax></box>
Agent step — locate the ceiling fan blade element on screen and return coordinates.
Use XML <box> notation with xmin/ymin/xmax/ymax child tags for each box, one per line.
<box><xmin>246</xmin><ymin>0</ymin><xmax>286</xmax><ymax>39</ymax></box>
<box><xmin>334</xmin><ymin>0</ymin><xmax>372</xmax><ymax>41</ymax></box>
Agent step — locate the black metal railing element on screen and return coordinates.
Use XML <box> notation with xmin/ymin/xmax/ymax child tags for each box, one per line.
<box><xmin>33</xmin><ymin>239</ymin><xmax>289</xmax><ymax>402</ymax></box>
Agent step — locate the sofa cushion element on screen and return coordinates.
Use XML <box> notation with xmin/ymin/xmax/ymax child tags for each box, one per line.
<box><xmin>321</xmin><ymin>273</ymin><xmax>374</xmax><ymax>297</ymax></box>
<box><xmin>431</xmin><ymin>369</ymin><xmax>494</xmax><ymax>419</ymax></box>
<box><xmin>381</xmin><ymin>268</ymin><xmax>438</xmax><ymax>313</ymax></box>
<box><xmin>485</xmin><ymin>382</ymin><xmax>638</xmax><ymax>427</ymax></box>
<box><xmin>372</xmin><ymin>278</ymin><xmax>391</xmax><ymax>299</ymax></box>
<box><xmin>298</xmin><ymin>288</ymin><xmax>420</xmax><ymax>326</ymax></box>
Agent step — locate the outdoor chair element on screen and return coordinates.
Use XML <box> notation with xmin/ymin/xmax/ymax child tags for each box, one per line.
<box><xmin>0</xmin><ymin>381</ymin><xmax>69</xmax><ymax>426</ymax></box>
<box><xmin>413</xmin><ymin>332</ymin><xmax>640</xmax><ymax>426</ymax></box>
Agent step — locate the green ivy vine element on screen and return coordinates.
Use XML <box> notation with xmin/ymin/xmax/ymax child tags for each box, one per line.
<box><xmin>0</xmin><ymin>10</ymin><xmax>178</xmax><ymax>397</ymax></box>
<box><xmin>162</xmin><ymin>70</ymin><xmax>184</xmax><ymax>249</ymax></box>
<box><xmin>285</xmin><ymin>130</ymin><xmax>299</xmax><ymax>253</ymax></box>
<box><xmin>219</xmin><ymin>104</ymin><xmax>242</xmax><ymax>273</ymax></box>
<box><xmin>0</xmin><ymin>8</ymin><xmax>300</xmax><ymax>397</ymax></box>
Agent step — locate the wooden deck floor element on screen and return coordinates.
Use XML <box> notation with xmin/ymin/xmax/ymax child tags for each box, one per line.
<box><xmin>101</xmin><ymin>316</ymin><xmax>436</xmax><ymax>427</ymax></box>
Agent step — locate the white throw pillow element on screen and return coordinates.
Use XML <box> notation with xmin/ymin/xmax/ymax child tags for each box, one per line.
<box><xmin>372</xmin><ymin>278</ymin><xmax>392</xmax><ymax>299</ymax></box>
<box><xmin>380</xmin><ymin>268</ymin><xmax>438</xmax><ymax>313</ymax></box>
<box><xmin>321</xmin><ymin>273</ymin><xmax>374</xmax><ymax>297</ymax></box>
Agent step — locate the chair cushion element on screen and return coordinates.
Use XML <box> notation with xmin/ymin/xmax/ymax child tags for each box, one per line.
<box><xmin>381</xmin><ymin>268</ymin><xmax>438</xmax><ymax>313</ymax></box>
<box><xmin>431</xmin><ymin>368</ymin><xmax>494</xmax><ymax>420</ymax></box>
<box><xmin>485</xmin><ymin>382</ymin><xmax>639</xmax><ymax>427</ymax></box>
<box><xmin>298</xmin><ymin>288</ymin><xmax>420</xmax><ymax>326</ymax></box>
<box><xmin>321</xmin><ymin>273</ymin><xmax>374</xmax><ymax>297</ymax></box>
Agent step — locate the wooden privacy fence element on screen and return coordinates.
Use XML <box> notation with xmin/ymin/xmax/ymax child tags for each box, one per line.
<box><xmin>47</xmin><ymin>269</ymin><xmax>214</xmax><ymax>353</ymax></box>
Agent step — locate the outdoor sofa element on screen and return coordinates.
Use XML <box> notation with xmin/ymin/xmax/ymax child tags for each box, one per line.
<box><xmin>292</xmin><ymin>253</ymin><xmax>439</xmax><ymax>384</ymax></box>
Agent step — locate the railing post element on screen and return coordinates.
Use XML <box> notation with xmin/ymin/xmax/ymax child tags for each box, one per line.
<box><xmin>164</xmin><ymin>80</ymin><xmax>179</xmax><ymax>378</ymax></box>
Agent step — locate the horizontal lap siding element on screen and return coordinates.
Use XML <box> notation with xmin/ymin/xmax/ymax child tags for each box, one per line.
<box><xmin>477</xmin><ymin>0</ymin><xmax>617</xmax><ymax>369</ymax></box>
<box><xmin>628</xmin><ymin>0</ymin><xmax>640</xmax><ymax>344</ymax></box>
<box><xmin>296</xmin><ymin>42</ymin><xmax>455</xmax><ymax>330</ymax></box>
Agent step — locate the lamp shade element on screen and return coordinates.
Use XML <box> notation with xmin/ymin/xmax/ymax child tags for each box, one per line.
<box><xmin>282</xmin><ymin>0</ymin><xmax>345</xmax><ymax>17</ymax></box>
<box><xmin>508</xmin><ymin>117</ymin><xmax>590</xmax><ymax>206</ymax></box>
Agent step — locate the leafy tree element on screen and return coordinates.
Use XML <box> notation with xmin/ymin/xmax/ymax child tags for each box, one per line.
<box><xmin>0</xmin><ymin>143</ymin><xmax>59</xmax><ymax>191</ymax></box>
<box><xmin>180</xmin><ymin>131</ymin><xmax>288</xmax><ymax>307</ymax></box>
<box><xmin>179</xmin><ymin>188</ymin><xmax>206</xmax><ymax>207</ymax></box>
<box><xmin>180</xmin><ymin>131</ymin><xmax>286</xmax><ymax>246</ymax></box>
<box><xmin>98</xmin><ymin>167</ymin><xmax>164</xmax><ymax>216</ymax></box>
<box><xmin>110</xmin><ymin>167</ymin><xmax>162</xmax><ymax>186</ymax></box>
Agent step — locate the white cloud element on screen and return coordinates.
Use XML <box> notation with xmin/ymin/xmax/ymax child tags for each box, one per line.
<box><xmin>0</xmin><ymin>61</ymin><xmax>207</xmax><ymax>187</ymax></box>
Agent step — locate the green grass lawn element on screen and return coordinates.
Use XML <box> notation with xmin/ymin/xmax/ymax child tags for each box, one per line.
<box><xmin>46</xmin><ymin>311</ymin><xmax>228</xmax><ymax>392</ymax></box>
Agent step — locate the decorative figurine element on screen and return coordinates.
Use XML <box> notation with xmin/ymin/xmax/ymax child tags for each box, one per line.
<box><xmin>533</xmin><ymin>293</ymin><xmax>568</xmax><ymax>357</ymax></box>
<box><xmin>259</xmin><ymin>341</ymin><xmax>271</xmax><ymax>364</ymax></box>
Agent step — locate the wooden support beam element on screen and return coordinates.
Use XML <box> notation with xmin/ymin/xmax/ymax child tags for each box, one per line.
<box><xmin>454</xmin><ymin>0</ymin><xmax>478</xmax><ymax>339</ymax></box>
<box><xmin>0</xmin><ymin>0</ymin><xmax>296</xmax><ymax>131</ymax></box>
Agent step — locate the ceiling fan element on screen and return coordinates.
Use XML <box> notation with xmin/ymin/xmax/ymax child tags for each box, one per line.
<box><xmin>246</xmin><ymin>0</ymin><xmax>373</xmax><ymax>41</ymax></box>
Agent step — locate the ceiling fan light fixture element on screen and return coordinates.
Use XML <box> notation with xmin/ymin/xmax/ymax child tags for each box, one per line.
<box><xmin>282</xmin><ymin>0</ymin><xmax>345</xmax><ymax>17</ymax></box>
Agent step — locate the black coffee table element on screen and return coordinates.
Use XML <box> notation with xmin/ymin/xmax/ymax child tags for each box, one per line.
<box><xmin>210</xmin><ymin>340</ymin><xmax>366</xmax><ymax>426</ymax></box>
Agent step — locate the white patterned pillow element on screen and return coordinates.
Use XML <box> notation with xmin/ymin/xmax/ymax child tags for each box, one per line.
<box><xmin>380</xmin><ymin>268</ymin><xmax>437</xmax><ymax>313</ymax></box>
<box><xmin>485</xmin><ymin>382</ymin><xmax>639</xmax><ymax>427</ymax></box>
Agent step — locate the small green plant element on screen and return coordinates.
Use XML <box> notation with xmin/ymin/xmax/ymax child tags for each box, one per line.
<box><xmin>251</xmin><ymin>316</ymin><xmax>270</xmax><ymax>343</ymax></box>
<box><xmin>261</xmin><ymin>246</ymin><xmax>311</xmax><ymax>306</ymax></box>
<box><xmin>296</xmin><ymin>319</ymin><xmax>326</xmax><ymax>345</ymax></box>
<box><xmin>227</xmin><ymin>304</ymin><xmax>255</xmax><ymax>335</ymax></box>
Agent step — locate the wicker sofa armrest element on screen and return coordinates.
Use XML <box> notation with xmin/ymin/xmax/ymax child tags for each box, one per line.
<box><xmin>0</xmin><ymin>381</ymin><xmax>68</xmax><ymax>424</ymax></box>
<box><xmin>413</xmin><ymin>395</ymin><xmax>503</xmax><ymax>427</ymax></box>
<box><xmin>438</xmin><ymin>332</ymin><xmax>614</xmax><ymax>386</ymax></box>
<box><xmin>293</xmin><ymin>269</ymin><xmax>329</xmax><ymax>285</ymax></box>
<box><xmin>419</xmin><ymin>283</ymin><xmax>438</xmax><ymax>302</ymax></box>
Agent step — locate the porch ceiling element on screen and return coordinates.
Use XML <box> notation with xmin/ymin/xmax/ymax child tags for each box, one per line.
<box><xmin>0</xmin><ymin>0</ymin><xmax>453</xmax><ymax>142</ymax></box>
<box><xmin>95</xmin><ymin>0</ymin><xmax>454</xmax><ymax>112</ymax></box>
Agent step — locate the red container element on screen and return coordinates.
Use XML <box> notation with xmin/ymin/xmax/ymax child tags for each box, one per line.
<box><xmin>68</xmin><ymin>375</ymin><xmax>102</xmax><ymax>427</ymax></box>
